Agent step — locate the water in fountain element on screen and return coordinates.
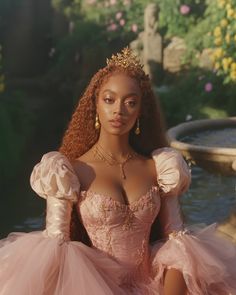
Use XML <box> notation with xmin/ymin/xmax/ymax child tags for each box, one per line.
<box><xmin>181</xmin><ymin>127</ymin><xmax>236</xmax><ymax>148</ymax></box>
<box><xmin>181</xmin><ymin>166</ymin><xmax>236</xmax><ymax>225</ymax></box>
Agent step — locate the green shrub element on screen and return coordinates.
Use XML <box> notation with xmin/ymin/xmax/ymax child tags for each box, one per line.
<box><xmin>0</xmin><ymin>91</ymin><xmax>33</xmax><ymax>179</ymax></box>
<box><xmin>208</xmin><ymin>0</ymin><xmax>236</xmax><ymax>83</ymax></box>
<box><xmin>157</xmin><ymin>69</ymin><xmax>234</xmax><ymax>126</ymax></box>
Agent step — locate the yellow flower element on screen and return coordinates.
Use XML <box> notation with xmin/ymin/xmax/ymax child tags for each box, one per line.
<box><xmin>218</xmin><ymin>0</ymin><xmax>226</xmax><ymax>8</ymax></box>
<box><xmin>220</xmin><ymin>19</ymin><xmax>228</xmax><ymax>27</ymax></box>
<box><xmin>227</xmin><ymin>57</ymin><xmax>233</xmax><ymax>64</ymax></box>
<box><xmin>214</xmin><ymin>37</ymin><xmax>222</xmax><ymax>46</ymax></box>
<box><xmin>0</xmin><ymin>83</ymin><xmax>5</xmax><ymax>93</ymax></box>
<box><xmin>227</xmin><ymin>8</ymin><xmax>234</xmax><ymax>18</ymax></box>
<box><xmin>226</xmin><ymin>3</ymin><xmax>232</xmax><ymax>10</ymax></box>
<box><xmin>214</xmin><ymin>62</ymin><xmax>221</xmax><ymax>70</ymax></box>
<box><xmin>231</xmin><ymin>62</ymin><xmax>236</xmax><ymax>71</ymax></box>
<box><xmin>214</xmin><ymin>26</ymin><xmax>221</xmax><ymax>37</ymax></box>
<box><xmin>222</xmin><ymin>57</ymin><xmax>233</xmax><ymax>72</ymax></box>
<box><xmin>225</xmin><ymin>33</ymin><xmax>231</xmax><ymax>43</ymax></box>
<box><xmin>214</xmin><ymin>48</ymin><xmax>225</xmax><ymax>59</ymax></box>
<box><xmin>230</xmin><ymin>70</ymin><xmax>236</xmax><ymax>80</ymax></box>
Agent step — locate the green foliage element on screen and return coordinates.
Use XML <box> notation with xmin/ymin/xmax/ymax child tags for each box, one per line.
<box><xmin>51</xmin><ymin>0</ymin><xmax>82</xmax><ymax>19</ymax></box>
<box><xmin>46</xmin><ymin>19</ymin><xmax>127</xmax><ymax>97</ymax></box>
<box><xmin>156</xmin><ymin>0</ymin><xmax>206</xmax><ymax>37</ymax></box>
<box><xmin>157</xmin><ymin>69</ymin><xmax>234</xmax><ymax>126</ymax></box>
<box><xmin>51</xmin><ymin>0</ymin><xmax>207</xmax><ymax>40</ymax></box>
<box><xmin>208</xmin><ymin>0</ymin><xmax>236</xmax><ymax>83</ymax></box>
<box><xmin>0</xmin><ymin>91</ymin><xmax>33</xmax><ymax>179</ymax></box>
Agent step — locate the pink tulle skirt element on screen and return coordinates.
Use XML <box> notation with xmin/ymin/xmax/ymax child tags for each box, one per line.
<box><xmin>0</xmin><ymin>224</ymin><xmax>236</xmax><ymax>295</ymax></box>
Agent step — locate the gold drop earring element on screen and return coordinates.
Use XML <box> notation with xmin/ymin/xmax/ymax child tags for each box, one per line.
<box><xmin>135</xmin><ymin>118</ymin><xmax>140</xmax><ymax>135</ymax></box>
<box><xmin>95</xmin><ymin>113</ymin><xmax>100</xmax><ymax>130</ymax></box>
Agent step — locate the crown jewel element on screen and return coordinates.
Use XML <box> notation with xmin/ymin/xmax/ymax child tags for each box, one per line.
<box><xmin>106</xmin><ymin>47</ymin><xmax>143</xmax><ymax>71</ymax></box>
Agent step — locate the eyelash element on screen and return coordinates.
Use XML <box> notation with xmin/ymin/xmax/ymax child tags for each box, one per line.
<box><xmin>104</xmin><ymin>98</ymin><xmax>114</xmax><ymax>104</ymax></box>
<box><xmin>126</xmin><ymin>100</ymin><xmax>136</xmax><ymax>107</ymax></box>
<box><xmin>103</xmin><ymin>98</ymin><xmax>137</xmax><ymax>107</ymax></box>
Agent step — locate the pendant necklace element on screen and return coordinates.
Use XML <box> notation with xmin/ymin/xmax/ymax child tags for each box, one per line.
<box><xmin>93</xmin><ymin>143</ymin><xmax>137</xmax><ymax>180</ymax></box>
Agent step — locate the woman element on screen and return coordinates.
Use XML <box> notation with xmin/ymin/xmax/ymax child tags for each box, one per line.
<box><xmin>0</xmin><ymin>48</ymin><xmax>236</xmax><ymax>295</ymax></box>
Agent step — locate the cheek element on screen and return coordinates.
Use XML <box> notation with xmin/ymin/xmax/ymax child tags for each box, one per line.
<box><xmin>96</xmin><ymin>101</ymin><xmax>111</xmax><ymax>120</ymax></box>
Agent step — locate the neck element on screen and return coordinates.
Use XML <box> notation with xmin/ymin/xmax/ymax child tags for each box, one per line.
<box><xmin>96</xmin><ymin>132</ymin><xmax>133</xmax><ymax>160</ymax></box>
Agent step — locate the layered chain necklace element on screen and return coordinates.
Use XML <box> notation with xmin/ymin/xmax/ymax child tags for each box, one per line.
<box><xmin>93</xmin><ymin>143</ymin><xmax>137</xmax><ymax>180</ymax></box>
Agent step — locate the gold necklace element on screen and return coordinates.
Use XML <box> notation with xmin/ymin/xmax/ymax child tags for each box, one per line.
<box><xmin>93</xmin><ymin>144</ymin><xmax>137</xmax><ymax>180</ymax></box>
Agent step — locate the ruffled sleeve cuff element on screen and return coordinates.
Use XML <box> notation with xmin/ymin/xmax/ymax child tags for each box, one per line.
<box><xmin>152</xmin><ymin>147</ymin><xmax>191</xmax><ymax>197</ymax></box>
<box><xmin>30</xmin><ymin>151</ymin><xmax>80</xmax><ymax>203</ymax></box>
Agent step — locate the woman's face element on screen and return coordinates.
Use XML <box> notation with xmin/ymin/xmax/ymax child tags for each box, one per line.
<box><xmin>96</xmin><ymin>73</ymin><xmax>142</xmax><ymax>136</ymax></box>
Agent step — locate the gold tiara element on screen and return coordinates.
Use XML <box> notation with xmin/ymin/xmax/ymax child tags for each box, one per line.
<box><xmin>106</xmin><ymin>47</ymin><xmax>143</xmax><ymax>71</ymax></box>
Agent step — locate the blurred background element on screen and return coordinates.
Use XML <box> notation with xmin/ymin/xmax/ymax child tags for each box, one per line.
<box><xmin>1</xmin><ymin>0</ymin><xmax>236</xmax><ymax>238</ymax></box>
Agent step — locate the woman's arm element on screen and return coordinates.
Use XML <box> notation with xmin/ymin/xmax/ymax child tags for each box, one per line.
<box><xmin>164</xmin><ymin>268</ymin><xmax>187</xmax><ymax>295</ymax></box>
<box><xmin>44</xmin><ymin>196</ymin><xmax>73</xmax><ymax>242</ymax></box>
<box><xmin>30</xmin><ymin>151</ymin><xmax>80</xmax><ymax>243</ymax></box>
<box><xmin>159</xmin><ymin>195</ymin><xmax>188</xmax><ymax>294</ymax></box>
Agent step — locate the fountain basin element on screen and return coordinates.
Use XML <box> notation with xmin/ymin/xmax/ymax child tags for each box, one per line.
<box><xmin>167</xmin><ymin>117</ymin><xmax>236</xmax><ymax>175</ymax></box>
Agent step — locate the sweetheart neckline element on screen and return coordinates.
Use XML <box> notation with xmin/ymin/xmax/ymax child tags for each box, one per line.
<box><xmin>79</xmin><ymin>185</ymin><xmax>159</xmax><ymax>208</ymax></box>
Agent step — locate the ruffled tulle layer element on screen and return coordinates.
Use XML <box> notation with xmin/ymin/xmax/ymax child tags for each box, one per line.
<box><xmin>0</xmin><ymin>224</ymin><xmax>236</xmax><ymax>295</ymax></box>
<box><xmin>151</xmin><ymin>224</ymin><xmax>236</xmax><ymax>295</ymax></box>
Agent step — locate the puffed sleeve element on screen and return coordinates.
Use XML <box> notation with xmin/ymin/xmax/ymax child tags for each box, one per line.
<box><xmin>152</xmin><ymin>147</ymin><xmax>191</xmax><ymax>198</ymax></box>
<box><xmin>152</xmin><ymin>147</ymin><xmax>191</xmax><ymax>237</ymax></box>
<box><xmin>151</xmin><ymin>149</ymin><xmax>236</xmax><ymax>293</ymax></box>
<box><xmin>30</xmin><ymin>151</ymin><xmax>80</xmax><ymax>242</ymax></box>
<box><xmin>30</xmin><ymin>151</ymin><xmax>80</xmax><ymax>202</ymax></box>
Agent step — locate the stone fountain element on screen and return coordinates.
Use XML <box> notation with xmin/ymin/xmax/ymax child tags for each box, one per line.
<box><xmin>167</xmin><ymin>117</ymin><xmax>236</xmax><ymax>243</ymax></box>
<box><xmin>167</xmin><ymin>117</ymin><xmax>236</xmax><ymax>176</ymax></box>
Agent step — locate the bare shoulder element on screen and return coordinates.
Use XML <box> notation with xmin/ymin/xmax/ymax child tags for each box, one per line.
<box><xmin>132</xmin><ymin>153</ymin><xmax>157</xmax><ymax>182</ymax></box>
<box><xmin>70</xmin><ymin>148</ymin><xmax>97</xmax><ymax>189</ymax></box>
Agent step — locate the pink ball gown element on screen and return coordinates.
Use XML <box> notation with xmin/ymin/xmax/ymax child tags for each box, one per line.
<box><xmin>0</xmin><ymin>147</ymin><xmax>236</xmax><ymax>294</ymax></box>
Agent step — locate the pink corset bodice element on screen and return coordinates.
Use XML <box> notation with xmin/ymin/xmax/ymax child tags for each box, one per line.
<box><xmin>78</xmin><ymin>186</ymin><xmax>160</xmax><ymax>271</ymax></box>
<box><xmin>30</xmin><ymin>148</ymin><xmax>191</xmax><ymax>281</ymax></box>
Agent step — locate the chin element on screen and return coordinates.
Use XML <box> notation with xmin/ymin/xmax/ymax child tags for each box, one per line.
<box><xmin>106</xmin><ymin>127</ymin><xmax>130</xmax><ymax>136</ymax></box>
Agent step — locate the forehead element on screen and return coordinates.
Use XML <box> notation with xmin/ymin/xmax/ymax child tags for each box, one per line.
<box><xmin>99</xmin><ymin>73</ymin><xmax>141</xmax><ymax>95</ymax></box>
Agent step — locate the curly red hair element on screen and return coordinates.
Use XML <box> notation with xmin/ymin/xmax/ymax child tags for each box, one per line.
<box><xmin>59</xmin><ymin>56</ymin><xmax>169</xmax><ymax>243</ymax></box>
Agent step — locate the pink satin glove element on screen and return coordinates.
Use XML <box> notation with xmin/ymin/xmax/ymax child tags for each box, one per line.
<box><xmin>30</xmin><ymin>151</ymin><xmax>80</xmax><ymax>242</ymax></box>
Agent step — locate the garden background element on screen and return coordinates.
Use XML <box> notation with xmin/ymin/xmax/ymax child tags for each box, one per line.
<box><xmin>0</xmin><ymin>0</ymin><xmax>235</xmax><ymax>237</ymax></box>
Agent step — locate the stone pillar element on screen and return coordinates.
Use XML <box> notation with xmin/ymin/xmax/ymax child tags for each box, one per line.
<box><xmin>130</xmin><ymin>3</ymin><xmax>163</xmax><ymax>84</ymax></box>
<box><xmin>143</xmin><ymin>3</ymin><xmax>162</xmax><ymax>83</ymax></box>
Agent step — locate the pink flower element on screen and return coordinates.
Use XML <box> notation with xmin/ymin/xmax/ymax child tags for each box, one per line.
<box><xmin>131</xmin><ymin>23</ymin><xmax>138</xmax><ymax>33</ymax></box>
<box><xmin>123</xmin><ymin>0</ymin><xmax>131</xmax><ymax>5</ymax></box>
<box><xmin>87</xmin><ymin>0</ymin><xmax>96</xmax><ymax>4</ymax></box>
<box><xmin>119</xmin><ymin>19</ymin><xmax>125</xmax><ymax>26</ymax></box>
<box><xmin>180</xmin><ymin>4</ymin><xmax>190</xmax><ymax>15</ymax></box>
<box><xmin>116</xmin><ymin>12</ymin><xmax>122</xmax><ymax>20</ymax></box>
<box><xmin>110</xmin><ymin>0</ymin><xmax>116</xmax><ymax>5</ymax></box>
<box><xmin>204</xmin><ymin>82</ymin><xmax>213</xmax><ymax>92</ymax></box>
<box><xmin>107</xmin><ymin>23</ymin><xmax>118</xmax><ymax>31</ymax></box>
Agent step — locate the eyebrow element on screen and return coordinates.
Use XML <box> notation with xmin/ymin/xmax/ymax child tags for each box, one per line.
<box><xmin>102</xmin><ymin>89</ymin><xmax>140</xmax><ymax>98</ymax></box>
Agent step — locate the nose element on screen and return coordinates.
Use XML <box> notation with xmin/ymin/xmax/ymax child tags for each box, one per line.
<box><xmin>113</xmin><ymin>100</ymin><xmax>124</xmax><ymax>115</ymax></box>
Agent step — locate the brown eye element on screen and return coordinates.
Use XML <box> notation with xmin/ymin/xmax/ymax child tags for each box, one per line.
<box><xmin>104</xmin><ymin>97</ymin><xmax>114</xmax><ymax>104</ymax></box>
<box><xmin>125</xmin><ymin>100</ymin><xmax>137</xmax><ymax>107</ymax></box>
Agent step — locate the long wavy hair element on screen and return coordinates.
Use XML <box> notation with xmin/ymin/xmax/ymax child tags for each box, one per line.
<box><xmin>59</xmin><ymin>59</ymin><xmax>169</xmax><ymax>244</ymax></box>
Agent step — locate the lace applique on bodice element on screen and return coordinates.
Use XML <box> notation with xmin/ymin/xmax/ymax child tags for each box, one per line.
<box><xmin>77</xmin><ymin>185</ymin><xmax>161</xmax><ymax>274</ymax></box>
